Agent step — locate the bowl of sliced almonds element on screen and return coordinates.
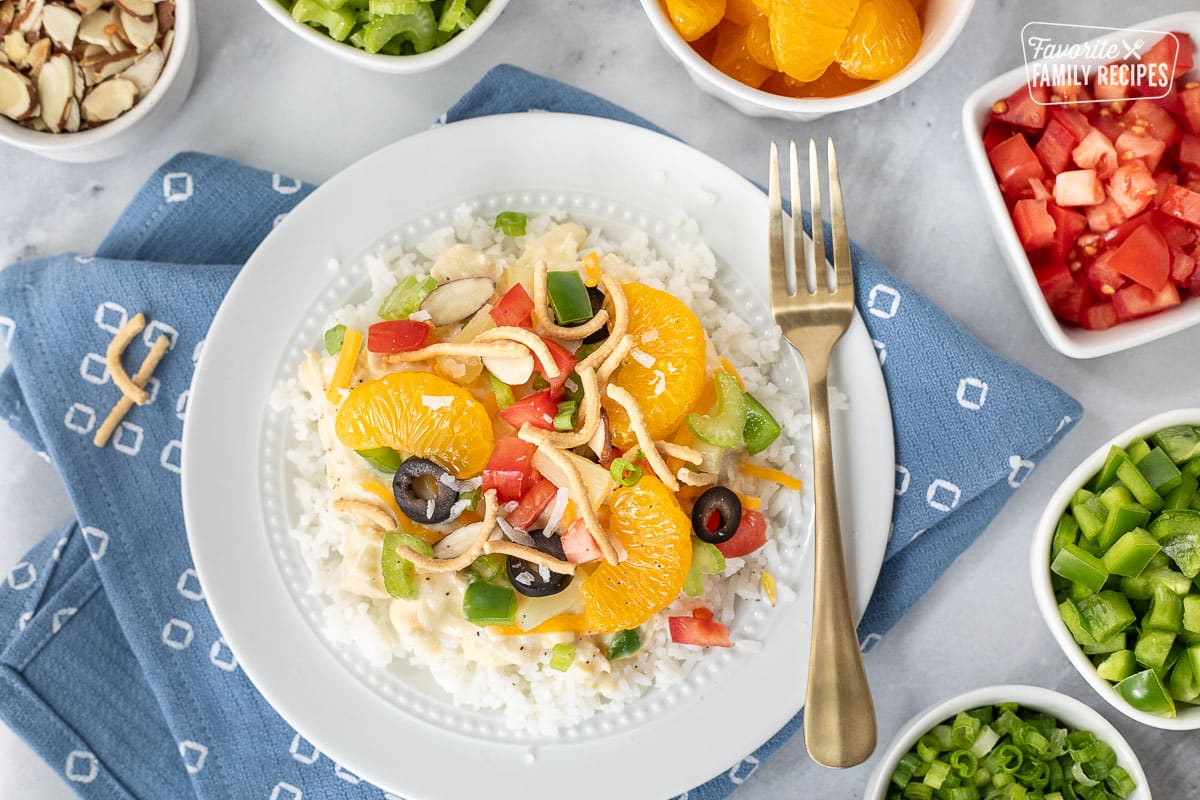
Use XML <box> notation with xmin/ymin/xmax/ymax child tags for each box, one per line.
<box><xmin>0</xmin><ymin>0</ymin><xmax>196</xmax><ymax>162</ymax></box>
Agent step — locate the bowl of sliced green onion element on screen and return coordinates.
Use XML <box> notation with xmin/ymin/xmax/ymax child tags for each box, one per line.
<box><xmin>864</xmin><ymin>686</ymin><xmax>1149</xmax><ymax>800</ymax></box>
<box><xmin>1034</xmin><ymin>408</ymin><xmax>1200</xmax><ymax>731</ymax></box>
<box><xmin>255</xmin><ymin>0</ymin><xmax>509</xmax><ymax>73</ymax></box>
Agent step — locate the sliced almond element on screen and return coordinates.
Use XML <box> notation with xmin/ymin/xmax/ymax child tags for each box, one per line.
<box><xmin>80</xmin><ymin>74</ymin><xmax>133</xmax><ymax>122</ymax></box>
<box><xmin>482</xmin><ymin>353</ymin><xmax>535</xmax><ymax>386</ymax></box>
<box><xmin>14</xmin><ymin>0</ymin><xmax>42</xmax><ymax>33</ymax></box>
<box><xmin>115</xmin><ymin>5</ymin><xmax>152</xmax><ymax>50</ymax></box>
<box><xmin>155</xmin><ymin>0</ymin><xmax>172</xmax><ymax>32</ymax></box>
<box><xmin>0</xmin><ymin>51</ymin><xmax>7</xmax><ymax>66</ymax></box>
<box><xmin>40</xmin><ymin>3</ymin><xmax>79</xmax><ymax>49</ymax></box>
<box><xmin>3</xmin><ymin>29</ymin><xmax>29</xmax><ymax>65</ymax></box>
<box><xmin>420</xmin><ymin>277</ymin><xmax>497</xmax><ymax>327</ymax></box>
<box><xmin>160</xmin><ymin>26</ymin><xmax>171</xmax><ymax>58</ymax></box>
<box><xmin>76</xmin><ymin>7</ymin><xmax>109</xmax><ymax>46</ymax></box>
<box><xmin>72</xmin><ymin>0</ymin><xmax>103</xmax><ymax>14</ymax></box>
<box><xmin>24</xmin><ymin>34</ymin><xmax>48</xmax><ymax>75</ymax></box>
<box><xmin>116</xmin><ymin>43</ymin><xmax>158</xmax><ymax>95</ymax></box>
<box><xmin>0</xmin><ymin>62</ymin><xmax>35</xmax><ymax>119</ymax></box>
<box><xmin>27</xmin><ymin>111</ymin><xmax>45</xmax><ymax>129</ymax></box>
<box><xmin>36</xmin><ymin>50</ymin><xmax>70</xmax><ymax>131</ymax></box>
<box><xmin>0</xmin><ymin>1</ymin><xmax>15</xmax><ymax>35</ymax></box>
<box><xmin>61</xmin><ymin>93</ymin><xmax>77</xmax><ymax>129</ymax></box>
<box><xmin>113</xmin><ymin>0</ymin><xmax>153</xmax><ymax>22</ymax></box>
<box><xmin>71</xmin><ymin>58</ymin><xmax>81</xmax><ymax>98</ymax></box>
<box><xmin>93</xmin><ymin>50</ymin><xmax>132</xmax><ymax>78</ymax></box>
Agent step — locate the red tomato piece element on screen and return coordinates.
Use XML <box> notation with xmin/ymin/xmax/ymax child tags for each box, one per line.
<box><xmin>1137</xmin><ymin>33</ymin><xmax>1194</xmax><ymax>87</ymax></box>
<box><xmin>982</xmin><ymin>120</ymin><xmax>1016</xmax><ymax>153</ymax></box>
<box><xmin>668</xmin><ymin>616</ymin><xmax>733</xmax><ymax>648</ymax></box>
<box><xmin>989</xmin><ymin>134</ymin><xmax>1046</xmax><ymax>197</ymax></box>
<box><xmin>1034</xmin><ymin>258</ymin><xmax>1076</xmax><ymax>306</ymax></box>
<box><xmin>1085</xmin><ymin>251</ymin><xmax>1127</xmax><ymax>297</ymax></box>
<box><xmin>1072</xmin><ymin>130</ymin><xmax>1119</xmax><ymax>178</ymax></box>
<box><xmin>1180</xmin><ymin>134</ymin><xmax>1200</xmax><ymax>170</ymax></box>
<box><xmin>1170</xmin><ymin>247</ymin><xmax>1197</xmax><ymax>286</ymax></box>
<box><xmin>1113</xmin><ymin>132</ymin><xmax>1166</xmax><ymax>173</ymax></box>
<box><xmin>1055</xmin><ymin>170</ymin><xmax>1104</xmax><ymax>207</ymax></box>
<box><xmin>1124</xmin><ymin>99</ymin><xmax>1181</xmax><ymax>146</ymax></box>
<box><xmin>1082</xmin><ymin>302</ymin><xmax>1120</xmax><ymax>331</ymax></box>
<box><xmin>1153</xmin><ymin>170</ymin><xmax>1180</xmax><ymax>208</ymax></box>
<box><xmin>1109</xmin><ymin>224</ymin><xmax>1170</xmax><ymax>290</ymax></box>
<box><xmin>993</xmin><ymin>85</ymin><xmax>1049</xmax><ymax>131</ymax></box>
<box><xmin>1035</xmin><ymin>119</ymin><xmax>1080</xmax><ymax>174</ymax></box>
<box><xmin>498</xmin><ymin>390</ymin><xmax>558</xmax><ymax>432</ymax></box>
<box><xmin>1107</xmin><ymin>162</ymin><xmax>1158</xmax><ymax>218</ymax></box>
<box><xmin>1102</xmin><ymin>211</ymin><xmax>1152</xmax><ymax>249</ymax></box>
<box><xmin>1182</xmin><ymin>87</ymin><xmax>1200</xmax><ymax>134</ymax></box>
<box><xmin>366</xmin><ymin>320</ymin><xmax>431</xmax><ymax>353</ymax></box>
<box><xmin>1048</xmin><ymin>203</ymin><xmax>1087</xmax><ymax>261</ymax></box>
<box><xmin>481</xmin><ymin>437</ymin><xmax>537</xmax><ymax>502</ymax></box>
<box><xmin>692</xmin><ymin>607</ymin><xmax>715</xmax><ymax>621</ymax></box>
<box><xmin>490</xmin><ymin>284</ymin><xmax>535</xmax><ymax>328</ymax></box>
<box><xmin>536</xmin><ymin>338</ymin><xmax>577</xmax><ymax>400</ymax></box>
<box><xmin>1161</xmin><ymin>184</ymin><xmax>1200</xmax><ymax>228</ymax></box>
<box><xmin>1112</xmin><ymin>281</ymin><xmax>1182</xmax><ymax>320</ymax></box>
<box><xmin>1049</xmin><ymin>279</ymin><xmax>1094</xmax><ymax>325</ymax></box>
<box><xmin>1086</xmin><ymin>197</ymin><xmax>1129</xmax><ymax>233</ymax></box>
<box><xmin>1094</xmin><ymin>63</ymin><xmax>1135</xmax><ymax>102</ymax></box>
<box><xmin>507</xmin><ymin>478</ymin><xmax>558</xmax><ymax>530</ymax></box>
<box><xmin>715</xmin><ymin>510</ymin><xmax>767</xmax><ymax>558</ymax></box>
<box><xmin>1013</xmin><ymin>199</ymin><xmax>1057</xmax><ymax>251</ymax></box>
<box><xmin>1050</xmin><ymin>107</ymin><xmax>1093</xmax><ymax>141</ymax></box>
<box><xmin>1092</xmin><ymin>112</ymin><xmax>1129</xmax><ymax>143</ymax></box>
<box><xmin>1157</xmin><ymin>213</ymin><xmax>1197</xmax><ymax>249</ymax></box>
<box><xmin>561</xmin><ymin>518</ymin><xmax>601</xmax><ymax>564</ymax></box>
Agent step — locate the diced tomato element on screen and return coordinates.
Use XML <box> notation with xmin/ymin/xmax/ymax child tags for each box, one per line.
<box><xmin>1047</xmin><ymin>203</ymin><xmax>1087</xmax><ymax>261</ymax></box>
<box><xmin>1102</xmin><ymin>211</ymin><xmax>1151</xmax><ymax>248</ymax></box>
<box><xmin>366</xmin><ymin>320</ymin><xmax>430</xmax><ymax>353</ymax></box>
<box><xmin>1082</xmin><ymin>302</ymin><xmax>1120</xmax><ymax>330</ymax></box>
<box><xmin>1170</xmin><ymin>246</ymin><xmax>1197</xmax><ymax>286</ymax></box>
<box><xmin>692</xmin><ymin>607</ymin><xmax>714</xmax><ymax>621</ymax></box>
<box><xmin>1125</xmin><ymin>99</ymin><xmax>1181</xmax><ymax>146</ymax></box>
<box><xmin>1182</xmin><ymin>86</ymin><xmax>1200</xmax><ymax>133</ymax></box>
<box><xmin>1034</xmin><ymin>258</ymin><xmax>1076</xmax><ymax>306</ymax></box>
<box><xmin>668</xmin><ymin>615</ymin><xmax>733</xmax><ymax>648</ymax></box>
<box><xmin>715</xmin><ymin>510</ymin><xmax>767</xmax><ymax>558</ymax></box>
<box><xmin>1055</xmin><ymin>170</ymin><xmax>1104</xmax><ymax>207</ymax></box>
<box><xmin>1161</xmin><ymin>184</ymin><xmax>1200</xmax><ymax>228</ymax></box>
<box><xmin>1012</xmin><ymin>199</ymin><xmax>1057</xmax><ymax>250</ymax></box>
<box><xmin>1108</xmin><ymin>224</ymin><xmax>1170</xmax><ymax>290</ymax></box>
<box><xmin>1112</xmin><ymin>281</ymin><xmax>1182</xmax><ymax>320</ymax></box>
<box><xmin>1050</xmin><ymin>107</ymin><xmax>1093</xmax><ymax>141</ymax></box>
<box><xmin>498</xmin><ymin>390</ymin><xmax>558</xmax><ymax>432</ymax></box>
<box><xmin>1154</xmin><ymin>169</ymin><xmax>1180</xmax><ymax>208</ymax></box>
<box><xmin>1094</xmin><ymin>63</ymin><xmax>1135</xmax><ymax>101</ymax></box>
<box><xmin>1072</xmin><ymin>130</ymin><xmax>1119</xmax><ymax>178</ymax></box>
<box><xmin>1084</xmin><ymin>251</ymin><xmax>1127</xmax><ymax>297</ymax></box>
<box><xmin>1158</xmin><ymin>213</ymin><xmax>1197</xmax><ymax>249</ymax></box>
<box><xmin>1180</xmin><ymin>134</ymin><xmax>1200</xmax><ymax>170</ymax></box>
<box><xmin>1092</xmin><ymin>111</ymin><xmax>1129</xmax><ymax>143</ymax></box>
<box><xmin>1035</xmin><ymin>119</ymin><xmax>1079</xmax><ymax>174</ymax></box>
<box><xmin>1049</xmin><ymin>280</ymin><xmax>1094</xmax><ymax>325</ymax></box>
<box><xmin>536</xmin><ymin>338</ymin><xmax>578</xmax><ymax>400</ymax></box>
<box><xmin>490</xmin><ymin>284</ymin><xmax>535</xmax><ymax>328</ymax></box>
<box><xmin>1113</xmin><ymin>132</ymin><xmax>1166</xmax><ymax>173</ymax></box>
<box><xmin>1028</xmin><ymin>178</ymin><xmax>1052</xmax><ymax>201</ymax></box>
<box><xmin>1086</xmin><ymin>197</ymin><xmax>1128</xmax><ymax>233</ymax></box>
<box><xmin>481</xmin><ymin>437</ymin><xmax>537</xmax><ymax>502</ymax></box>
<box><xmin>982</xmin><ymin>120</ymin><xmax>1015</xmax><ymax>153</ymax></box>
<box><xmin>561</xmin><ymin>518</ymin><xmax>601</xmax><ymax>564</ymax></box>
<box><xmin>508</xmin><ymin>478</ymin><xmax>558</xmax><ymax>530</ymax></box>
<box><xmin>993</xmin><ymin>84</ymin><xmax>1049</xmax><ymax>131</ymax></box>
<box><xmin>1138</xmin><ymin>33</ymin><xmax>1194</xmax><ymax>88</ymax></box>
<box><xmin>989</xmin><ymin>134</ymin><xmax>1046</xmax><ymax>197</ymax></box>
<box><xmin>1107</xmin><ymin>162</ymin><xmax>1158</xmax><ymax>217</ymax></box>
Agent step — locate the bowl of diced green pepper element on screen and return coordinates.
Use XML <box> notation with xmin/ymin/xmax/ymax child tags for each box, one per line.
<box><xmin>256</xmin><ymin>0</ymin><xmax>508</xmax><ymax>73</ymax></box>
<box><xmin>1033</xmin><ymin>408</ymin><xmax>1200</xmax><ymax>730</ymax></box>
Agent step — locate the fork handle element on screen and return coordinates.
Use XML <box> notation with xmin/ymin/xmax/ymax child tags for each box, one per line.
<box><xmin>801</xmin><ymin>354</ymin><xmax>877</xmax><ymax>768</ymax></box>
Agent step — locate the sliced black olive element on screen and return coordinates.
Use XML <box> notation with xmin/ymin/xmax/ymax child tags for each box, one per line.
<box><xmin>506</xmin><ymin>529</ymin><xmax>573</xmax><ymax>597</ymax></box>
<box><xmin>393</xmin><ymin>458</ymin><xmax>458</xmax><ymax>524</ymax></box>
<box><xmin>690</xmin><ymin>487</ymin><xmax>742</xmax><ymax>544</ymax></box>
<box><xmin>582</xmin><ymin>286</ymin><xmax>609</xmax><ymax>345</ymax></box>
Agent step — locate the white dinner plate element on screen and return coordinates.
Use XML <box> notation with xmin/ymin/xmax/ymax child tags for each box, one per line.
<box><xmin>182</xmin><ymin>113</ymin><xmax>896</xmax><ymax>800</ymax></box>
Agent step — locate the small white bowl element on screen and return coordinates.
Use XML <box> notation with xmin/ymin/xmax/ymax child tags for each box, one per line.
<box><xmin>864</xmin><ymin>685</ymin><xmax>1152</xmax><ymax>800</ymax></box>
<box><xmin>1032</xmin><ymin>408</ymin><xmax>1200</xmax><ymax>731</ymax></box>
<box><xmin>254</xmin><ymin>0</ymin><xmax>510</xmax><ymax>74</ymax></box>
<box><xmin>962</xmin><ymin>12</ymin><xmax>1200</xmax><ymax>359</ymax></box>
<box><xmin>0</xmin><ymin>0</ymin><xmax>197</xmax><ymax>163</ymax></box>
<box><xmin>638</xmin><ymin>0</ymin><xmax>975</xmax><ymax>121</ymax></box>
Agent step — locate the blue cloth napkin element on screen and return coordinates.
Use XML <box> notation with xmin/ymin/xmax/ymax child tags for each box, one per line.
<box><xmin>0</xmin><ymin>65</ymin><xmax>1081</xmax><ymax>800</ymax></box>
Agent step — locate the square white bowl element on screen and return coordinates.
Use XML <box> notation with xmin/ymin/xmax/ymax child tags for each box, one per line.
<box><xmin>962</xmin><ymin>12</ymin><xmax>1200</xmax><ymax>359</ymax></box>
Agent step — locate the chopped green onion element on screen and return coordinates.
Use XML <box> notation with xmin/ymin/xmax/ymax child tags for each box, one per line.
<box><xmin>549</xmin><ymin>642</ymin><xmax>576</xmax><ymax>672</ymax></box>
<box><xmin>381</xmin><ymin>532</ymin><xmax>434</xmax><ymax>600</ymax></box>
<box><xmin>488</xmin><ymin>372</ymin><xmax>515</xmax><ymax>410</ymax></box>
<box><xmin>553</xmin><ymin>399</ymin><xmax>579</xmax><ymax>432</ymax></box>
<box><xmin>324</xmin><ymin>324</ymin><xmax>347</xmax><ymax>355</ymax></box>
<box><xmin>922</xmin><ymin>760</ymin><xmax>950</xmax><ymax>789</ymax></box>
<box><xmin>607</xmin><ymin>628</ymin><xmax>642</xmax><ymax>660</ymax></box>
<box><xmin>356</xmin><ymin>446</ymin><xmax>405</xmax><ymax>473</ymax></box>
<box><xmin>462</xmin><ymin>581</ymin><xmax>517</xmax><ymax>626</ymax></box>
<box><xmin>379</xmin><ymin>275</ymin><xmax>438</xmax><ymax>321</ymax></box>
<box><xmin>494</xmin><ymin>211</ymin><xmax>527</xmax><ymax>237</ymax></box>
<box><xmin>545</xmin><ymin>270</ymin><xmax>593</xmax><ymax>325</ymax></box>
<box><xmin>610</xmin><ymin>457</ymin><xmax>642</xmax><ymax>487</ymax></box>
<box><xmin>951</xmin><ymin>711</ymin><xmax>981</xmax><ymax>748</ymax></box>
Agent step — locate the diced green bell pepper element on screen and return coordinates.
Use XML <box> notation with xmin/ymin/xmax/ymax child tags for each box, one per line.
<box><xmin>1051</xmin><ymin>514</ymin><xmax>1079</xmax><ymax>562</ymax></box>
<box><xmin>1116</xmin><ymin>459</ymin><xmax>1164</xmax><ymax>512</ymax></box>
<box><xmin>545</xmin><ymin>270</ymin><xmax>593</xmax><ymax>326</ymax></box>
<box><xmin>1185</xmin><ymin>456</ymin><xmax>1200</xmax><ymax>480</ymax></box>
<box><xmin>686</xmin><ymin>371</ymin><xmax>745</xmax><ymax>448</ymax></box>
<box><xmin>462</xmin><ymin>581</ymin><xmax>517</xmax><ymax>626</ymax></box>
<box><xmin>324</xmin><ymin>324</ymin><xmax>347</xmax><ymax>355</ymax></box>
<box><xmin>361</xmin><ymin>5</ymin><xmax>437</xmax><ymax>53</ymax></box>
<box><xmin>1168</xmin><ymin>655</ymin><xmax>1200</xmax><ymax>702</ymax></box>
<box><xmin>1050</xmin><ymin>544</ymin><xmax>1109</xmax><ymax>592</ymax></box>
<box><xmin>379</xmin><ymin>275</ymin><xmax>437</xmax><ymax>320</ymax></box>
<box><xmin>1115</xmin><ymin>668</ymin><xmax>1175</xmax><ymax>717</ymax></box>
<box><xmin>494</xmin><ymin>211</ymin><xmax>527</xmax><ymax>236</ymax></box>
<box><xmin>357</xmin><ymin>446</ymin><xmax>405</xmax><ymax>473</ymax></box>
<box><xmin>607</xmin><ymin>628</ymin><xmax>642</xmax><ymax>660</ymax></box>
<box><xmin>1148</xmin><ymin>566</ymin><xmax>1193</xmax><ymax>596</ymax></box>
<box><xmin>1082</xmin><ymin>631</ymin><xmax>1127</xmax><ymax>655</ymax></box>
<box><xmin>291</xmin><ymin>0</ymin><xmax>357</xmax><ymax>40</ymax></box>
<box><xmin>381</xmin><ymin>532</ymin><xmax>435</xmax><ymax>599</ymax></box>
<box><xmin>1134</xmin><ymin>629</ymin><xmax>1176</xmax><ymax>671</ymax></box>
<box><xmin>1095</xmin><ymin>489</ymin><xmax>1151</xmax><ymax>552</ymax></box>
<box><xmin>1184</xmin><ymin>595</ymin><xmax>1200</xmax><ymax>635</ymax></box>
<box><xmin>1126</xmin><ymin>437</ymin><xmax>1152</xmax><ymax>464</ymax></box>
<box><xmin>1187</xmin><ymin>642</ymin><xmax>1200</xmax><ymax>681</ymax></box>
<box><xmin>1091</xmin><ymin>446</ymin><xmax>1129</xmax><ymax>492</ymax></box>
<box><xmin>1145</xmin><ymin>583</ymin><xmax>1184</xmax><ymax>633</ymax></box>
<box><xmin>742</xmin><ymin>392</ymin><xmax>782</xmax><ymax>455</ymax></box>
<box><xmin>1136</xmin><ymin>447</ymin><xmax>1183</xmax><ymax>495</ymax></box>
<box><xmin>1070</xmin><ymin>491</ymin><xmax>1109</xmax><ymax>541</ymax></box>
<box><xmin>1152</xmin><ymin>425</ymin><xmax>1200</xmax><ymax>465</ymax></box>
<box><xmin>1101</xmin><ymin>528</ymin><xmax>1161</xmax><ymax>577</ymax></box>
<box><xmin>1075</xmin><ymin>591</ymin><xmax>1136</xmax><ymax>641</ymax></box>
<box><xmin>1166</xmin><ymin>472</ymin><xmax>1198</xmax><ymax>511</ymax></box>
<box><xmin>683</xmin><ymin>537</ymin><xmax>726</xmax><ymax>597</ymax></box>
<box><xmin>1059</xmin><ymin>599</ymin><xmax>1099</xmax><ymax>647</ymax></box>
<box><xmin>1095</xmin><ymin>649</ymin><xmax>1138</xmax><ymax>682</ymax></box>
<box><xmin>1149</xmin><ymin>509</ymin><xmax>1200</xmax><ymax>578</ymax></box>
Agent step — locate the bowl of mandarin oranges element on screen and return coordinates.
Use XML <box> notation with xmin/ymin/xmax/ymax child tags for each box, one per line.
<box><xmin>640</xmin><ymin>0</ymin><xmax>976</xmax><ymax>120</ymax></box>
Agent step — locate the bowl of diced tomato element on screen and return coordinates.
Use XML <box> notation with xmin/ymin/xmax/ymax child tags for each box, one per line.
<box><xmin>963</xmin><ymin>13</ymin><xmax>1200</xmax><ymax>358</ymax></box>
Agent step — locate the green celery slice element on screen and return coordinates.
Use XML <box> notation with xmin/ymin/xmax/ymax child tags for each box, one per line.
<box><xmin>686</xmin><ymin>371</ymin><xmax>745</xmax><ymax>448</ymax></box>
<box><xmin>379</xmin><ymin>275</ymin><xmax>437</xmax><ymax>320</ymax></box>
<box><xmin>683</xmin><ymin>537</ymin><xmax>726</xmax><ymax>597</ymax></box>
<box><xmin>362</xmin><ymin>5</ymin><xmax>437</xmax><ymax>53</ymax></box>
<box><xmin>1136</xmin><ymin>447</ymin><xmax>1183</xmax><ymax>495</ymax></box>
<box><xmin>438</xmin><ymin>0</ymin><xmax>468</xmax><ymax>31</ymax></box>
<box><xmin>381</xmin><ymin>532</ymin><xmax>434</xmax><ymax>599</ymax></box>
<box><xmin>549</xmin><ymin>642</ymin><xmax>576</xmax><ymax>672</ymax></box>
<box><xmin>1152</xmin><ymin>425</ymin><xmax>1200</xmax><ymax>465</ymax></box>
<box><xmin>291</xmin><ymin>0</ymin><xmax>357</xmax><ymax>40</ymax></box>
<box><xmin>369</xmin><ymin>0</ymin><xmax>420</xmax><ymax>14</ymax></box>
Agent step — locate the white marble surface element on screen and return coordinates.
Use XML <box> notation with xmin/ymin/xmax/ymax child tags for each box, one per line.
<box><xmin>2</xmin><ymin>0</ymin><xmax>1199</xmax><ymax>797</ymax></box>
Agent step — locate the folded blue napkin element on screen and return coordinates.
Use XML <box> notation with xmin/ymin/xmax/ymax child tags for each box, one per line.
<box><xmin>0</xmin><ymin>65</ymin><xmax>1081</xmax><ymax>800</ymax></box>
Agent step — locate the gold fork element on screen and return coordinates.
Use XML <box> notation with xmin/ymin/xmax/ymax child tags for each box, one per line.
<box><xmin>768</xmin><ymin>139</ymin><xmax>876</xmax><ymax>768</ymax></box>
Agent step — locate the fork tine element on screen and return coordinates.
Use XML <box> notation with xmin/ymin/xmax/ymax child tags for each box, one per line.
<box><xmin>789</xmin><ymin>140</ymin><xmax>809</xmax><ymax>296</ymax></box>
<box><xmin>808</xmin><ymin>139</ymin><xmax>826</xmax><ymax>295</ymax></box>
<box><xmin>827</xmin><ymin>138</ymin><xmax>854</xmax><ymax>297</ymax></box>
<box><xmin>767</xmin><ymin>141</ymin><xmax>790</xmax><ymax>301</ymax></box>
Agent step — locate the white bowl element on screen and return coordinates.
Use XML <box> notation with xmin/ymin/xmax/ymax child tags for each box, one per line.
<box><xmin>962</xmin><ymin>12</ymin><xmax>1200</xmax><ymax>359</ymax></box>
<box><xmin>638</xmin><ymin>0</ymin><xmax>975</xmax><ymax>121</ymax></box>
<box><xmin>864</xmin><ymin>685</ymin><xmax>1152</xmax><ymax>800</ymax></box>
<box><xmin>254</xmin><ymin>0</ymin><xmax>510</xmax><ymax>74</ymax></box>
<box><xmin>1032</xmin><ymin>408</ymin><xmax>1200</xmax><ymax>731</ymax></box>
<box><xmin>0</xmin><ymin>0</ymin><xmax>197</xmax><ymax>163</ymax></box>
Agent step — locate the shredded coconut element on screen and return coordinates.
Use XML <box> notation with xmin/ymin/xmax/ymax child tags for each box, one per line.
<box><xmin>422</xmin><ymin>395</ymin><xmax>454</xmax><ymax>410</ymax></box>
<box><xmin>408</xmin><ymin>309</ymin><xmax>433</xmax><ymax>323</ymax></box>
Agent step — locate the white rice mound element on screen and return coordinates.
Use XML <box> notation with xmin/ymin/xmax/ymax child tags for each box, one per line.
<box><xmin>271</xmin><ymin>206</ymin><xmax>806</xmax><ymax>736</ymax></box>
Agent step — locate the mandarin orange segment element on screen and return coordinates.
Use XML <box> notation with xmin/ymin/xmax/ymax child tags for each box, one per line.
<box><xmin>836</xmin><ymin>0</ymin><xmax>921</xmax><ymax>80</ymax></box>
<box><xmin>710</xmin><ymin>21</ymin><xmax>775</xmax><ymax>88</ymax></box>
<box><xmin>603</xmin><ymin>283</ymin><xmax>707</xmax><ymax>450</ymax></box>
<box><xmin>665</xmin><ymin>0</ymin><xmax>727</xmax><ymax>42</ymax></box>
<box><xmin>745</xmin><ymin>13</ymin><xmax>777</xmax><ymax>70</ymax></box>
<box><xmin>761</xmin><ymin>64</ymin><xmax>876</xmax><ymax>97</ymax></box>
<box><xmin>582</xmin><ymin>477</ymin><xmax>693</xmax><ymax>633</ymax></box>
<box><xmin>334</xmin><ymin>372</ymin><xmax>494</xmax><ymax>478</ymax></box>
<box><xmin>770</xmin><ymin>0</ymin><xmax>861</xmax><ymax>82</ymax></box>
<box><xmin>724</xmin><ymin>0</ymin><xmax>758</xmax><ymax>24</ymax></box>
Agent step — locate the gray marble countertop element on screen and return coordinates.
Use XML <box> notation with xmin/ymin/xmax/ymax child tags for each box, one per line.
<box><xmin>2</xmin><ymin>0</ymin><xmax>1198</xmax><ymax>797</ymax></box>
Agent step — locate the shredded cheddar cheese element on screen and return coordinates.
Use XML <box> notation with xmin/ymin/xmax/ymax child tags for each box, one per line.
<box><xmin>326</xmin><ymin>327</ymin><xmax>363</xmax><ymax>404</ymax></box>
<box><xmin>738</xmin><ymin>462</ymin><xmax>803</xmax><ymax>490</ymax></box>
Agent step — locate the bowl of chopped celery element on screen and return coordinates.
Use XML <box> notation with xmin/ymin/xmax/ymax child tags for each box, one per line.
<box><xmin>864</xmin><ymin>686</ymin><xmax>1150</xmax><ymax>800</ymax></box>
<box><xmin>1034</xmin><ymin>408</ymin><xmax>1200</xmax><ymax>730</ymax></box>
<box><xmin>255</xmin><ymin>0</ymin><xmax>509</xmax><ymax>73</ymax></box>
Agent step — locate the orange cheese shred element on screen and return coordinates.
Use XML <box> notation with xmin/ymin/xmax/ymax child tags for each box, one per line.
<box><xmin>738</xmin><ymin>462</ymin><xmax>803</xmax><ymax>490</ymax></box>
<box><xmin>326</xmin><ymin>328</ymin><xmax>363</xmax><ymax>404</ymax></box>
